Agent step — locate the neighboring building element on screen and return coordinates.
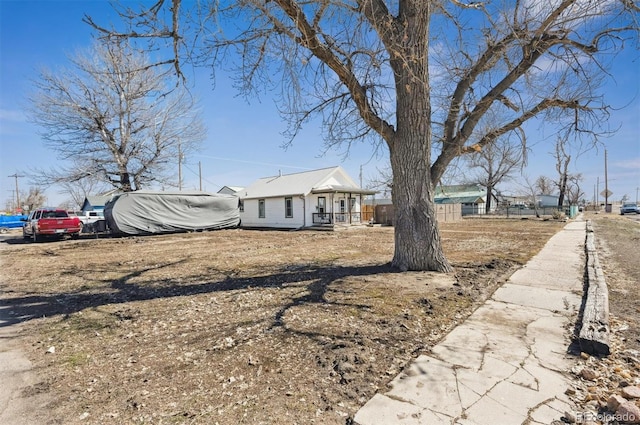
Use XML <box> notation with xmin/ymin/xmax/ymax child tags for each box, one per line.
<box><xmin>80</xmin><ymin>195</ymin><xmax>113</xmax><ymax>214</ymax></box>
<box><xmin>536</xmin><ymin>194</ymin><xmax>561</xmax><ymax>208</ymax></box>
<box><xmin>239</xmin><ymin>166</ymin><xmax>376</xmax><ymax>229</ymax></box>
<box><xmin>498</xmin><ymin>195</ymin><xmax>531</xmax><ymax>208</ymax></box>
<box><xmin>363</xmin><ymin>198</ymin><xmax>394</xmax><ymax>225</ymax></box>
<box><xmin>435</xmin><ymin>184</ymin><xmax>487</xmax><ymax>215</ymax></box>
<box><xmin>217</xmin><ymin>186</ymin><xmax>244</xmax><ymax>196</ymax></box>
<box><xmin>363</xmin><ymin>197</ymin><xmax>461</xmax><ymax>224</ymax></box>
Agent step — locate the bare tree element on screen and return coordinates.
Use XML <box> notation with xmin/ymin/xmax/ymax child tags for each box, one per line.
<box><xmin>367</xmin><ymin>165</ymin><xmax>394</xmax><ymax>198</ymax></box>
<box><xmin>554</xmin><ymin>137</ymin><xmax>572</xmax><ymax>207</ymax></box>
<box><xmin>520</xmin><ymin>175</ymin><xmax>542</xmax><ymax>218</ymax></box>
<box><xmin>57</xmin><ymin>174</ymin><xmax>112</xmax><ymax>210</ymax></box>
<box><xmin>535</xmin><ymin>176</ymin><xmax>555</xmax><ymax>195</ymax></box>
<box><xmin>369</xmin><ymin>157</ymin><xmax>466</xmax><ymax>199</ymax></box>
<box><xmin>22</xmin><ymin>187</ymin><xmax>47</xmax><ymax>213</ymax></box>
<box><xmin>467</xmin><ymin>135</ymin><xmax>524</xmax><ymax>213</ymax></box>
<box><xmin>566</xmin><ymin>173</ymin><xmax>585</xmax><ymax>205</ymax></box>
<box><xmin>552</xmin><ymin>136</ymin><xmax>587</xmax><ymax>207</ymax></box>
<box><xmin>28</xmin><ymin>39</ymin><xmax>205</xmax><ymax>193</ymax></box>
<box><xmin>88</xmin><ymin>0</ymin><xmax>637</xmax><ymax>271</ymax></box>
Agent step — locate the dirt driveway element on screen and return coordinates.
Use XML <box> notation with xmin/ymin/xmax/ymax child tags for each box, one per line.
<box><xmin>0</xmin><ymin>217</ymin><xmax>591</xmax><ymax>424</ymax></box>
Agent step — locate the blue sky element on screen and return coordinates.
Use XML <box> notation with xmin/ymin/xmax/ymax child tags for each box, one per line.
<box><xmin>1</xmin><ymin>1</ymin><xmax>639</xmax><ymax>209</ymax></box>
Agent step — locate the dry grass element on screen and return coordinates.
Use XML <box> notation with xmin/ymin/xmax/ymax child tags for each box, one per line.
<box><xmin>0</xmin><ymin>218</ymin><xmax>565</xmax><ymax>424</ymax></box>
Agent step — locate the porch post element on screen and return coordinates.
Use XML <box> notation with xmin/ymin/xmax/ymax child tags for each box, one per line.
<box><xmin>331</xmin><ymin>193</ymin><xmax>335</xmax><ymax>224</ymax></box>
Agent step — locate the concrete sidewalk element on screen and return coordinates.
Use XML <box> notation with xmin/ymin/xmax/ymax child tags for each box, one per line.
<box><xmin>0</xmin><ymin>310</ymin><xmax>51</xmax><ymax>424</ymax></box>
<box><xmin>0</xmin><ymin>234</ymin><xmax>52</xmax><ymax>425</ymax></box>
<box><xmin>355</xmin><ymin>219</ymin><xmax>586</xmax><ymax>425</ymax></box>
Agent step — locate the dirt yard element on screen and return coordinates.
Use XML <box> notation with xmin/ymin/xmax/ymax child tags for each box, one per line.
<box><xmin>587</xmin><ymin>213</ymin><xmax>640</xmax><ymax>352</ymax></box>
<box><xmin>0</xmin><ymin>218</ymin><xmax>576</xmax><ymax>424</ymax></box>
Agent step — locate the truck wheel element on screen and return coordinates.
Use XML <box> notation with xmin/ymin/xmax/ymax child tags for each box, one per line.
<box><xmin>0</xmin><ymin>227</ymin><xmax>8</xmax><ymax>234</ymax></box>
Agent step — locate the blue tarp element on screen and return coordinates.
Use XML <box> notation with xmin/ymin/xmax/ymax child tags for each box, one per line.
<box><xmin>0</xmin><ymin>214</ymin><xmax>27</xmax><ymax>230</ymax></box>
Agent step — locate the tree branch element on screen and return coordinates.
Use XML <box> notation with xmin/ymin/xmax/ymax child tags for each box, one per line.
<box><xmin>460</xmin><ymin>98</ymin><xmax>586</xmax><ymax>155</ymax></box>
<box><xmin>274</xmin><ymin>0</ymin><xmax>396</xmax><ymax>145</ymax></box>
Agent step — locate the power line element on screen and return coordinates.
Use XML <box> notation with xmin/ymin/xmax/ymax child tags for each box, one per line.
<box><xmin>195</xmin><ymin>155</ymin><xmax>313</xmax><ymax>171</ymax></box>
<box><xmin>182</xmin><ymin>163</ymin><xmax>221</xmax><ymax>190</ymax></box>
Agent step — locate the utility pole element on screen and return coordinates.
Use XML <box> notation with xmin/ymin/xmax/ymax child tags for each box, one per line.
<box><xmin>178</xmin><ymin>141</ymin><xmax>182</xmax><ymax>191</ymax></box>
<box><xmin>604</xmin><ymin>149</ymin><xmax>609</xmax><ymax>212</ymax></box>
<box><xmin>596</xmin><ymin>177</ymin><xmax>599</xmax><ymax>211</ymax></box>
<box><xmin>8</xmin><ymin>173</ymin><xmax>24</xmax><ymax>213</ymax></box>
<box><xmin>198</xmin><ymin>161</ymin><xmax>202</xmax><ymax>191</ymax></box>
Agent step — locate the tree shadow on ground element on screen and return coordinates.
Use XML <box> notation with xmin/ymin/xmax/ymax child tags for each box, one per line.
<box><xmin>0</xmin><ymin>261</ymin><xmax>399</xmax><ymax>329</ymax></box>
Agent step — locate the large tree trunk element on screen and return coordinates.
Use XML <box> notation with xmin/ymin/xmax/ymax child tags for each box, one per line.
<box><xmin>485</xmin><ymin>185</ymin><xmax>493</xmax><ymax>214</ymax></box>
<box><xmin>389</xmin><ymin>1</ymin><xmax>452</xmax><ymax>273</ymax></box>
<box><xmin>557</xmin><ymin>174</ymin><xmax>567</xmax><ymax>208</ymax></box>
<box><xmin>390</xmin><ymin>142</ymin><xmax>452</xmax><ymax>272</ymax></box>
<box><xmin>120</xmin><ymin>171</ymin><xmax>133</xmax><ymax>192</ymax></box>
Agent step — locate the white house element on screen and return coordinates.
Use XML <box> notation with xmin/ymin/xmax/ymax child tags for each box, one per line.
<box><xmin>239</xmin><ymin>166</ymin><xmax>376</xmax><ymax>229</ymax></box>
<box><xmin>217</xmin><ymin>186</ymin><xmax>244</xmax><ymax>196</ymax></box>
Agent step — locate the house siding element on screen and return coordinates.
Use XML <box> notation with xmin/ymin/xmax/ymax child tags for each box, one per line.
<box><xmin>240</xmin><ymin>194</ymin><xmax>366</xmax><ymax>228</ymax></box>
<box><xmin>238</xmin><ymin>166</ymin><xmax>374</xmax><ymax>229</ymax></box>
<box><xmin>240</xmin><ymin>197</ymin><xmax>305</xmax><ymax>228</ymax></box>
<box><xmin>536</xmin><ymin>195</ymin><xmax>561</xmax><ymax>208</ymax></box>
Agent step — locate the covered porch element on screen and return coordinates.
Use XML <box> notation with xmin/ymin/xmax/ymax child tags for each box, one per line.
<box><xmin>309</xmin><ymin>186</ymin><xmax>376</xmax><ymax>228</ymax></box>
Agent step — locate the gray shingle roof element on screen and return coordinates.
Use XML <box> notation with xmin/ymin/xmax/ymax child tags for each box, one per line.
<box><xmin>435</xmin><ymin>196</ymin><xmax>485</xmax><ymax>204</ymax></box>
<box><xmin>82</xmin><ymin>195</ymin><xmax>113</xmax><ymax>209</ymax></box>
<box><xmin>241</xmin><ymin>166</ymin><xmax>369</xmax><ymax>199</ymax></box>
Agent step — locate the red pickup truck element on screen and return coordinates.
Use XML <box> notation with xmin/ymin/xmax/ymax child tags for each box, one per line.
<box><xmin>22</xmin><ymin>208</ymin><xmax>82</xmax><ymax>242</ymax></box>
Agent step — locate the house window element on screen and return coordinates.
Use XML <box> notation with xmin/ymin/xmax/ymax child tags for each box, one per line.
<box><xmin>258</xmin><ymin>199</ymin><xmax>265</xmax><ymax>218</ymax></box>
<box><xmin>284</xmin><ymin>197</ymin><xmax>293</xmax><ymax>218</ymax></box>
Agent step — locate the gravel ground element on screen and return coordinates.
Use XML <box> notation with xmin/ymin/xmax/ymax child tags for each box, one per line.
<box><xmin>564</xmin><ymin>213</ymin><xmax>640</xmax><ymax>425</ymax></box>
<box><xmin>4</xmin><ymin>215</ymin><xmax>631</xmax><ymax>425</ymax></box>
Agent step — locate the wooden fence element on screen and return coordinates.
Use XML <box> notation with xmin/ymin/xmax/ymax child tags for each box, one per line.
<box><xmin>365</xmin><ymin>202</ymin><xmax>461</xmax><ymax>225</ymax></box>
